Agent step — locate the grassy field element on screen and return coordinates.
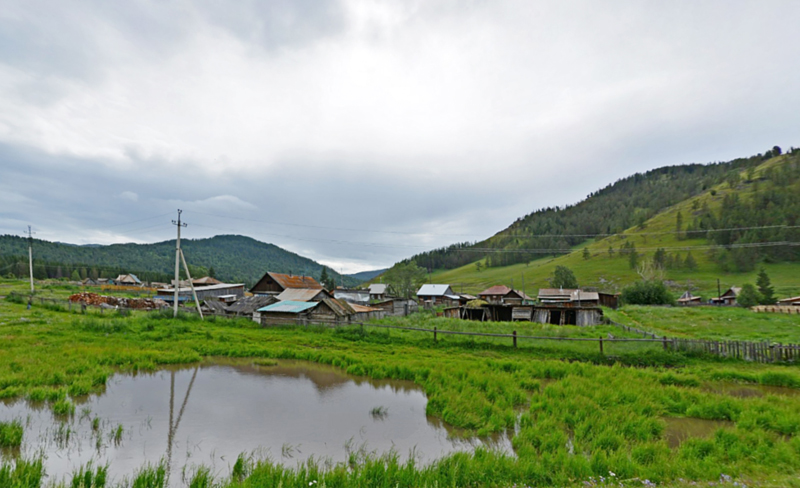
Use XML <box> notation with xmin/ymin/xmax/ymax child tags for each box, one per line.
<box><xmin>608</xmin><ymin>305</ymin><xmax>800</xmax><ymax>343</ymax></box>
<box><xmin>2</xmin><ymin>299</ymin><xmax>800</xmax><ymax>487</ymax></box>
<box><xmin>429</xmin><ymin>156</ymin><xmax>800</xmax><ymax>300</ymax></box>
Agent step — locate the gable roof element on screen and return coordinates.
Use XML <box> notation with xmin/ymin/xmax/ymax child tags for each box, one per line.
<box><xmin>257</xmin><ymin>300</ymin><xmax>319</xmax><ymax>314</ymax></box>
<box><xmin>721</xmin><ymin>287</ymin><xmax>742</xmax><ymax>298</ymax></box>
<box><xmin>478</xmin><ymin>285</ymin><xmax>512</xmax><ymax>296</ymax></box>
<box><xmin>417</xmin><ymin>284</ymin><xmax>454</xmax><ymax>297</ymax></box>
<box><xmin>320</xmin><ymin>298</ymin><xmax>355</xmax><ymax>317</ymax></box>
<box><xmin>115</xmin><ymin>274</ymin><xmax>141</xmax><ymax>284</ymax></box>
<box><xmin>276</xmin><ymin>288</ymin><xmax>329</xmax><ymax>302</ymax></box>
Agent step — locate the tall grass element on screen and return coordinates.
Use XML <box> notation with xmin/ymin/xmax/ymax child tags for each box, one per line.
<box><xmin>0</xmin><ymin>419</ymin><xmax>23</xmax><ymax>447</ymax></box>
<box><xmin>2</xmin><ymin>299</ymin><xmax>800</xmax><ymax>486</ymax></box>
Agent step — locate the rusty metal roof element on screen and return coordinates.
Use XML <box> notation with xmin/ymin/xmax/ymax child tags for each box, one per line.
<box><xmin>478</xmin><ymin>285</ymin><xmax>513</xmax><ymax>296</ymax></box>
<box><xmin>269</xmin><ymin>272</ymin><xmax>323</xmax><ymax>290</ymax></box>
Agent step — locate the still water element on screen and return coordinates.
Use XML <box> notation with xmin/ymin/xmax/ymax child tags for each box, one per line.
<box><xmin>0</xmin><ymin>359</ymin><xmax>512</xmax><ymax>485</ymax></box>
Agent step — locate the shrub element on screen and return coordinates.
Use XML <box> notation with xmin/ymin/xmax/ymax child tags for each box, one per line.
<box><xmin>737</xmin><ymin>284</ymin><xmax>760</xmax><ymax>308</ymax></box>
<box><xmin>621</xmin><ymin>280</ymin><xmax>675</xmax><ymax>305</ymax></box>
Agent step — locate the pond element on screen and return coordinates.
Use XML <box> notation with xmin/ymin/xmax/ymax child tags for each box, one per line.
<box><xmin>0</xmin><ymin>359</ymin><xmax>512</xmax><ymax>486</ymax></box>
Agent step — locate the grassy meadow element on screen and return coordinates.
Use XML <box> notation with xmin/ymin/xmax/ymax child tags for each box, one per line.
<box><xmin>2</xmin><ymin>296</ymin><xmax>800</xmax><ymax>487</ymax></box>
<box><xmin>607</xmin><ymin>305</ymin><xmax>800</xmax><ymax>343</ymax></box>
<box><xmin>429</xmin><ymin>155</ymin><xmax>800</xmax><ymax>300</ymax></box>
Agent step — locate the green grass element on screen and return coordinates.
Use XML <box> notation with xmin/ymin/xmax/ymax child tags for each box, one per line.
<box><xmin>608</xmin><ymin>305</ymin><xmax>800</xmax><ymax>343</ymax></box>
<box><xmin>0</xmin><ymin>419</ymin><xmax>23</xmax><ymax>448</ymax></box>
<box><xmin>3</xmin><ymin>299</ymin><xmax>800</xmax><ymax>486</ymax></box>
<box><xmin>429</xmin><ymin>156</ymin><xmax>800</xmax><ymax>300</ymax></box>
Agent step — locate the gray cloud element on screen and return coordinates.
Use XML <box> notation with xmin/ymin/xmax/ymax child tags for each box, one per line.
<box><xmin>1</xmin><ymin>0</ymin><xmax>800</xmax><ymax>272</ymax></box>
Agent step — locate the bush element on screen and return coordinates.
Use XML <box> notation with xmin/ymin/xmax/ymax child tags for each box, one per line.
<box><xmin>0</xmin><ymin>420</ymin><xmax>23</xmax><ymax>447</ymax></box>
<box><xmin>621</xmin><ymin>280</ymin><xmax>675</xmax><ymax>305</ymax></box>
<box><xmin>737</xmin><ymin>284</ymin><xmax>760</xmax><ymax>308</ymax></box>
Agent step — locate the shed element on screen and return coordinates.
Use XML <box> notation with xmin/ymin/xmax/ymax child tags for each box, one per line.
<box><xmin>677</xmin><ymin>291</ymin><xmax>702</xmax><ymax>305</ymax></box>
<box><xmin>157</xmin><ymin>283</ymin><xmax>246</xmax><ymax>302</ymax></box>
<box><xmin>777</xmin><ymin>296</ymin><xmax>800</xmax><ymax>306</ymax></box>
<box><xmin>371</xmin><ymin>298</ymin><xmax>418</xmax><ymax>317</ymax></box>
<box><xmin>538</xmin><ymin>288</ymin><xmax>600</xmax><ymax>307</ymax></box>
<box><xmin>254</xmin><ymin>300</ymin><xmax>318</xmax><ymax>325</ymax></box>
<box><xmin>532</xmin><ymin>306</ymin><xmax>603</xmax><ymax>326</ymax></box>
<box><xmin>250</xmin><ymin>272</ymin><xmax>323</xmax><ymax>295</ymax></box>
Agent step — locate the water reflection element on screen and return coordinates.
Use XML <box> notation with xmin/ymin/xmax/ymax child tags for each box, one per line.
<box><xmin>0</xmin><ymin>359</ymin><xmax>512</xmax><ymax>486</ymax></box>
<box><xmin>662</xmin><ymin>417</ymin><xmax>734</xmax><ymax>448</ymax></box>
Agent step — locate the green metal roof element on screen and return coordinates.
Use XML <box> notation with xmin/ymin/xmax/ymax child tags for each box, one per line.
<box><xmin>257</xmin><ymin>300</ymin><xmax>318</xmax><ymax>314</ymax></box>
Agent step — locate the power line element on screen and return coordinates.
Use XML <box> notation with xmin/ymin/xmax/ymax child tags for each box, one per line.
<box><xmin>461</xmin><ymin>241</ymin><xmax>800</xmax><ymax>254</ymax></box>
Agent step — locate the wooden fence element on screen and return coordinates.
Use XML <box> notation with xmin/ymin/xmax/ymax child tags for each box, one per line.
<box><xmin>8</xmin><ymin>294</ymin><xmax>799</xmax><ymax>363</ymax></box>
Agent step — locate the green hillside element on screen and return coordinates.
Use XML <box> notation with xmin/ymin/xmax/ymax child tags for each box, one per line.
<box><xmin>427</xmin><ymin>151</ymin><xmax>800</xmax><ymax>300</ymax></box>
<box><xmin>0</xmin><ymin>234</ymin><xmax>359</xmax><ymax>288</ymax></box>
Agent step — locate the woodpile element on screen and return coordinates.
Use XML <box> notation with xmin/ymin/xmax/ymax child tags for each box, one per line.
<box><xmin>68</xmin><ymin>292</ymin><xmax>167</xmax><ymax>310</ymax></box>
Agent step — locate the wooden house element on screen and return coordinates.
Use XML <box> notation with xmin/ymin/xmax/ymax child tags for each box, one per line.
<box><xmin>710</xmin><ymin>287</ymin><xmax>741</xmax><ymax>306</ymax></box>
<box><xmin>114</xmin><ymin>274</ymin><xmax>142</xmax><ymax>286</ymax></box>
<box><xmin>477</xmin><ymin>285</ymin><xmax>533</xmax><ymax>305</ymax></box>
<box><xmin>416</xmin><ymin>284</ymin><xmax>459</xmax><ymax>306</ymax></box>
<box><xmin>250</xmin><ymin>272</ymin><xmax>323</xmax><ymax>295</ymax></box>
<box><xmin>534</xmin><ymin>288</ymin><xmax>602</xmax><ymax>326</ymax></box>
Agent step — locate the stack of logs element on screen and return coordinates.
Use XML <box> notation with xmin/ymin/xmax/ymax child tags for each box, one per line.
<box><xmin>68</xmin><ymin>292</ymin><xmax>167</xmax><ymax>310</ymax></box>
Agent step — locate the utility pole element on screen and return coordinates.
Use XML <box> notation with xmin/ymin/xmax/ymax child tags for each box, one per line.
<box><xmin>172</xmin><ymin>211</ymin><xmax>184</xmax><ymax>318</ymax></box>
<box><xmin>26</xmin><ymin>226</ymin><xmax>34</xmax><ymax>294</ymax></box>
<box><xmin>717</xmin><ymin>278</ymin><xmax>721</xmax><ymax>306</ymax></box>
<box><xmin>171</xmin><ymin>210</ymin><xmax>203</xmax><ymax>319</ymax></box>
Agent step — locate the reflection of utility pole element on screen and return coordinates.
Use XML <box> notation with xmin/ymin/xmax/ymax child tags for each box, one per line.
<box><xmin>166</xmin><ymin>367</ymin><xmax>199</xmax><ymax>485</ymax></box>
<box><xmin>171</xmin><ymin>210</ymin><xmax>203</xmax><ymax>319</ymax></box>
<box><xmin>26</xmin><ymin>226</ymin><xmax>35</xmax><ymax>294</ymax></box>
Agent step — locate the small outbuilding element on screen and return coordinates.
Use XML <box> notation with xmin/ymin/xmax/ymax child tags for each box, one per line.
<box><xmin>677</xmin><ymin>291</ymin><xmax>702</xmax><ymax>305</ymax></box>
<box><xmin>777</xmin><ymin>296</ymin><xmax>800</xmax><ymax>306</ymax></box>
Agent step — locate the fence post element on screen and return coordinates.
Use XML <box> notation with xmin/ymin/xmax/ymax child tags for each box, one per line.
<box><xmin>433</xmin><ymin>326</ymin><xmax>437</xmax><ymax>343</ymax></box>
<box><xmin>513</xmin><ymin>330</ymin><xmax>517</xmax><ymax>348</ymax></box>
<box><xmin>599</xmin><ymin>337</ymin><xmax>604</xmax><ymax>354</ymax></box>
<box><xmin>662</xmin><ymin>337</ymin><xmax>668</xmax><ymax>351</ymax></box>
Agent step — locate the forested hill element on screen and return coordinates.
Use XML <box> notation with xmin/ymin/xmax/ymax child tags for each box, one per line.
<box><xmin>0</xmin><ymin>234</ymin><xmax>359</xmax><ymax>288</ymax></box>
<box><xmin>409</xmin><ymin>147</ymin><xmax>794</xmax><ymax>271</ymax></box>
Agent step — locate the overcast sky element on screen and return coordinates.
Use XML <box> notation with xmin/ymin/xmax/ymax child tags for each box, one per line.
<box><xmin>1</xmin><ymin>0</ymin><xmax>799</xmax><ymax>273</ymax></box>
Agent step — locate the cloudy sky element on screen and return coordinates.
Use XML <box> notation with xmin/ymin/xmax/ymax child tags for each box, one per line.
<box><xmin>1</xmin><ymin>0</ymin><xmax>799</xmax><ymax>273</ymax></box>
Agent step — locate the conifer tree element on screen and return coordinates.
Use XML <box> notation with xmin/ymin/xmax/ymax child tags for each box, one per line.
<box><xmin>684</xmin><ymin>252</ymin><xmax>697</xmax><ymax>270</ymax></box>
<box><xmin>756</xmin><ymin>268</ymin><xmax>775</xmax><ymax>304</ymax></box>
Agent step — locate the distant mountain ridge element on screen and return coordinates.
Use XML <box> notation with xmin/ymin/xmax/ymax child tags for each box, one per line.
<box><xmin>346</xmin><ymin>268</ymin><xmax>388</xmax><ymax>282</ymax></box>
<box><xmin>0</xmin><ymin>234</ymin><xmax>359</xmax><ymax>288</ymax></box>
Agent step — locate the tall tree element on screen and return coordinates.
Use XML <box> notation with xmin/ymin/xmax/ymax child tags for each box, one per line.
<box><xmin>383</xmin><ymin>261</ymin><xmax>427</xmax><ymax>299</ymax></box>
<box><xmin>675</xmin><ymin>211</ymin><xmax>684</xmax><ymax>240</ymax></box>
<box><xmin>582</xmin><ymin>247</ymin><xmax>591</xmax><ymax>260</ymax></box>
<box><xmin>684</xmin><ymin>252</ymin><xmax>697</xmax><ymax>271</ymax></box>
<box><xmin>550</xmin><ymin>266</ymin><xmax>578</xmax><ymax>289</ymax></box>
<box><xmin>756</xmin><ymin>268</ymin><xmax>775</xmax><ymax>305</ymax></box>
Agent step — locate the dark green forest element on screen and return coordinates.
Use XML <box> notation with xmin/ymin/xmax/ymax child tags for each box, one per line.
<box><xmin>0</xmin><ymin>234</ymin><xmax>359</xmax><ymax>288</ymax></box>
<box><xmin>408</xmin><ymin>147</ymin><xmax>797</xmax><ymax>271</ymax></box>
